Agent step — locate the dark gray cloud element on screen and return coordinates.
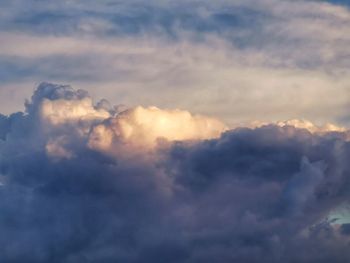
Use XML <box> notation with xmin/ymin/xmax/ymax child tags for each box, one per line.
<box><xmin>0</xmin><ymin>83</ymin><xmax>349</xmax><ymax>262</ymax></box>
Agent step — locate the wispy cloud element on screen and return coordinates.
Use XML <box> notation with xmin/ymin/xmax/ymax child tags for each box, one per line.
<box><xmin>0</xmin><ymin>0</ymin><xmax>350</xmax><ymax>126</ymax></box>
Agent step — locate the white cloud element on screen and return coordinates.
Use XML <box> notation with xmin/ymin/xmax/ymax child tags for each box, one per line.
<box><xmin>24</xmin><ymin>84</ymin><xmax>226</xmax><ymax>158</ymax></box>
<box><xmin>40</xmin><ymin>97</ymin><xmax>110</xmax><ymax>125</ymax></box>
<box><xmin>88</xmin><ymin>106</ymin><xmax>227</xmax><ymax>152</ymax></box>
<box><xmin>249</xmin><ymin>118</ymin><xmax>347</xmax><ymax>134</ymax></box>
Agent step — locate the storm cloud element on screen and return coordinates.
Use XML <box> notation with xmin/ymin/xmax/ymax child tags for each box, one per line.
<box><xmin>0</xmin><ymin>83</ymin><xmax>349</xmax><ymax>262</ymax></box>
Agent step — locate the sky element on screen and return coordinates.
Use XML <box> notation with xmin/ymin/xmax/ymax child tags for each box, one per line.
<box><xmin>1</xmin><ymin>0</ymin><xmax>350</xmax><ymax>262</ymax></box>
<box><xmin>0</xmin><ymin>0</ymin><xmax>350</xmax><ymax>126</ymax></box>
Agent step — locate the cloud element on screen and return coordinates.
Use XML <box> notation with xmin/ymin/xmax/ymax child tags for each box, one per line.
<box><xmin>88</xmin><ymin>105</ymin><xmax>226</xmax><ymax>152</ymax></box>
<box><xmin>11</xmin><ymin>83</ymin><xmax>226</xmax><ymax>159</ymax></box>
<box><xmin>1</xmin><ymin>1</ymin><xmax>350</xmax><ymax>261</ymax></box>
<box><xmin>0</xmin><ymin>83</ymin><xmax>350</xmax><ymax>262</ymax></box>
<box><xmin>1</xmin><ymin>0</ymin><xmax>350</xmax><ymax>126</ymax></box>
<box><xmin>250</xmin><ymin>119</ymin><xmax>347</xmax><ymax>134</ymax></box>
<box><xmin>39</xmin><ymin>93</ymin><xmax>110</xmax><ymax>125</ymax></box>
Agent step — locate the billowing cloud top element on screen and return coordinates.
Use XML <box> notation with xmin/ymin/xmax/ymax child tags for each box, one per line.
<box><xmin>26</xmin><ymin>83</ymin><xmax>227</xmax><ymax>158</ymax></box>
<box><xmin>88</xmin><ymin>105</ymin><xmax>226</xmax><ymax>153</ymax></box>
<box><xmin>0</xmin><ymin>83</ymin><xmax>350</xmax><ymax>262</ymax></box>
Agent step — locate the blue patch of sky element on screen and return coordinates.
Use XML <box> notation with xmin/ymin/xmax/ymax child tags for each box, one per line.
<box><xmin>325</xmin><ymin>0</ymin><xmax>350</xmax><ymax>7</ymax></box>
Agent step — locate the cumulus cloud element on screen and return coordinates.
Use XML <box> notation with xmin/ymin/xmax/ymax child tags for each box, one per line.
<box><xmin>250</xmin><ymin>119</ymin><xmax>348</xmax><ymax>134</ymax></box>
<box><xmin>1</xmin><ymin>1</ymin><xmax>350</xmax><ymax>261</ymax></box>
<box><xmin>40</xmin><ymin>97</ymin><xmax>110</xmax><ymax>125</ymax></box>
<box><xmin>88</xmin><ymin>106</ymin><xmax>226</xmax><ymax>152</ymax></box>
<box><xmin>0</xmin><ymin>83</ymin><xmax>350</xmax><ymax>262</ymax></box>
<box><xmin>16</xmin><ymin>83</ymin><xmax>226</xmax><ymax>159</ymax></box>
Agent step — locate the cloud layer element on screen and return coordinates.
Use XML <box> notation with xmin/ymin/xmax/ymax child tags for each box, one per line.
<box><xmin>0</xmin><ymin>0</ymin><xmax>350</xmax><ymax>126</ymax></box>
<box><xmin>0</xmin><ymin>83</ymin><xmax>350</xmax><ymax>262</ymax></box>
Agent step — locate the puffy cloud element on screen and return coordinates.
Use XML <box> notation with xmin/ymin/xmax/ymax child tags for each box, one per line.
<box><xmin>0</xmin><ymin>83</ymin><xmax>350</xmax><ymax>262</ymax></box>
<box><xmin>40</xmin><ymin>97</ymin><xmax>110</xmax><ymax>125</ymax></box>
<box><xmin>276</xmin><ymin>119</ymin><xmax>347</xmax><ymax>133</ymax></box>
<box><xmin>250</xmin><ymin>119</ymin><xmax>347</xmax><ymax>134</ymax></box>
<box><xmin>88</xmin><ymin>106</ymin><xmax>227</xmax><ymax>152</ymax></box>
<box><xmin>45</xmin><ymin>136</ymin><xmax>75</xmax><ymax>160</ymax></box>
<box><xmin>27</xmin><ymin>82</ymin><xmax>111</xmax><ymax>125</ymax></box>
<box><xmin>19</xmin><ymin>83</ymin><xmax>226</xmax><ymax>159</ymax></box>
